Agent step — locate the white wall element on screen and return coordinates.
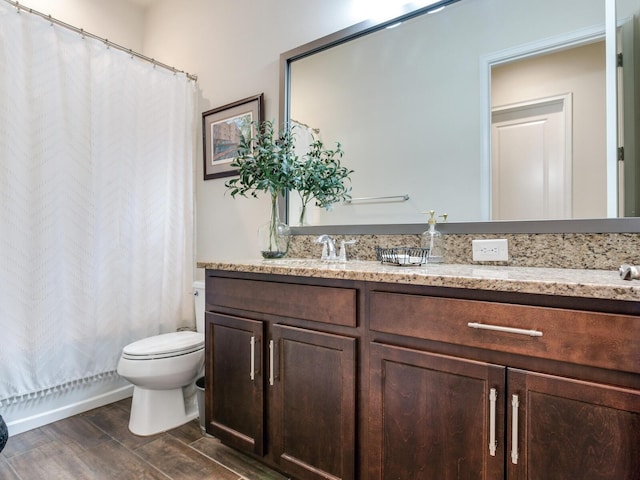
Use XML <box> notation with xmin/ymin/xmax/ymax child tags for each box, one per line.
<box><xmin>14</xmin><ymin>0</ymin><xmax>146</xmax><ymax>50</ymax></box>
<box><xmin>140</xmin><ymin>0</ymin><xmax>372</xmax><ymax>269</ymax></box>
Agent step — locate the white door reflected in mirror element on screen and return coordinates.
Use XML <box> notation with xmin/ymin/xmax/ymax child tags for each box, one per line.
<box><xmin>492</xmin><ymin>96</ymin><xmax>572</xmax><ymax>221</ymax></box>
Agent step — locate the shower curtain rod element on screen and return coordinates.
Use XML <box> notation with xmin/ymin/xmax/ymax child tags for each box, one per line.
<box><xmin>4</xmin><ymin>0</ymin><xmax>198</xmax><ymax>81</ymax></box>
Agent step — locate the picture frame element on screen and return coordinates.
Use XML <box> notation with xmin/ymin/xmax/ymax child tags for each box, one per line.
<box><xmin>202</xmin><ymin>93</ymin><xmax>264</xmax><ymax>180</ymax></box>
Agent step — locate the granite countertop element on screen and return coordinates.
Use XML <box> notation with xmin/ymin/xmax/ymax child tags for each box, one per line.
<box><xmin>197</xmin><ymin>259</ymin><xmax>640</xmax><ymax>302</ymax></box>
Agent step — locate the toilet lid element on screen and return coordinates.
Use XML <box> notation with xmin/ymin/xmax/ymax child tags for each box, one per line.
<box><xmin>122</xmin><ymin>331</ymin><xmax>204</xmax><ymax>360</ymax></box>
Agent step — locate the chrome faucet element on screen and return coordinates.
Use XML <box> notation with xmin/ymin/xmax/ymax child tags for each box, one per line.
<box><xmin>619</xmin><ymin>264</ymin><xmax>640</xmax><ymax>280</ymax></box>
<box><xmin>316</xmin><ymin>235</ymin><xmax>337</xmax><ymax>261</ymax></box>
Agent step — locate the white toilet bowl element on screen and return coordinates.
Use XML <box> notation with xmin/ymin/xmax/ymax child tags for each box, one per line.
<box><xmin>116</xmin><ymin>281</ymin><xmax>206</xmax><ymax>436</ymax></box>
<box><xmin>117</xmin><ymin>331</ymin><xmax>204</xmax><ymax>435</ymax></box>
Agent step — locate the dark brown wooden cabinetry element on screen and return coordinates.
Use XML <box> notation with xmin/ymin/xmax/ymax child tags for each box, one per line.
<box><xmin>205</xmin><ymin>269</ymin><xmax>640</xmax><ymax>480</ymax></box>
<box><xmin>507</xmin><ymin>370</ymin><xmax>640</xmax><ymax>480</ymax></box>
<box><xmin>368</xmin><ymin>342</ymin><xmax>506</xmax><ymax>479</ymax></box>
<box><xmin>205</xmin><ymin>273</ymin><xmax>358</xmax><ymax>480</ymax></box>
<box><xmin>368</xmin><ymin>288</ymin><xmax>640</xmax><ymax>480</ymax></box>
<box><xmin>207</xmin><ymin>312</ymin><xmax>265</xmax><ymax>455</ymax></box>
<box><xmin>271</xmin><ymin>324</ymin><xmax>356</xmax><ymax>480</ymax></box>
<box><xmin>368</xmin><ymin>342</ymin><xmax>640</xmax><ymax>480</ymax></box>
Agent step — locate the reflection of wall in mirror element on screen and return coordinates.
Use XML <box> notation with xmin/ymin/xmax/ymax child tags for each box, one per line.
<box><xmin>288</xmin><ymin>0</ymin><xmax>610</xmax><ymax>227</ymax></box>
<box><xmin>491</xmin><ymin>41</ymin><xmax>606</xmax><ymax>220</ymax></box>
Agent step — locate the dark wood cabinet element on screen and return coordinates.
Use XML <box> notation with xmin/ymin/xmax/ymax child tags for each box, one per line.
<box><xmin>507</xmin><ymin>369</ymin><xmax>640</xmax><ymax>480</ymax></box>
<box><xmin>271</xmin><ymin>324</ymin><xmax>356</xmax><ymax>480</ymax></box>
<box><xmin>368</xmin><ymin>341</ymin><xmax>640</xmax><ymax>480</ymax></box>
<box><xmin>205</xmin><ymin>269</ymin><xmax>639</xmax><ymax>480</ymax></box>
<box><xmin>367</xmin><ymin>288</ymin><xmax>640</xmax><ymax>480</ymax></box>
<box><xmin>205</xmin><ymin>273</ymin><xmax>358</xmax><ymax>480</ymax></box>
<box><xmin>368</xmin><ymin>342</ymin><xmax>506</xmax><ymax>480</ymax></box>
<box><xmin>205</xmin><ymin>312</ymin><xmax>265</xmax><ymax>455</ymax></box>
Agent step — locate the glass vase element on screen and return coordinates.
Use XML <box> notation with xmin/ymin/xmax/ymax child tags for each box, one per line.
<box><xmin>258</xmin><ymin>195</ymin><xmax>290</xmax><ymax>259</ymax></box>
<box><xmin>298</xmin><ymin>204</ymin><xmax>309</xmax><ymax>226</ymax></box>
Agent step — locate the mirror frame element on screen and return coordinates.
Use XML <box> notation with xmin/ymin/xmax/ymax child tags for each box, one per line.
<box><xmin>279</xmin><ymin>0</ymin><xmax>640</xmax><ymax>235</ymax></box>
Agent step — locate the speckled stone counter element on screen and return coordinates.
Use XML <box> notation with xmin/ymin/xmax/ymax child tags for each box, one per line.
<box><xmin>197</xmin><ymin>259</ymin><xmax>640</xmax><ymax>302</ymax></box>
<box><xmin>287</xmin><ymin>233</ymin><xmax>640</xmax><ymax>270</ymax></box>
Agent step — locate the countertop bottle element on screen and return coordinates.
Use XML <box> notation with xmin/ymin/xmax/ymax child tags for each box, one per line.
<box><xmin>421</xmin><ymin>210</ymin><xmax>445</xmax><ymax>264</ymax></box>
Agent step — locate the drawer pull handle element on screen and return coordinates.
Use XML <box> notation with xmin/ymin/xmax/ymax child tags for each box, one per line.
<box><xmin>511</xmin><ymin>394</ymin><xmax>519</xmax><ymax>465</ymax></box>
<box><xmin>489</xmin><ymin>388</ymin><xmax>497</xmax><ymax>456</ymax></box>
<box><xmin>250</xmin><ymin>336</ymin><xmax>256</xmax><ymax>381</ymax></box>
<box><xmin>269</xmin><ymin>339</ymin><xmax>275</xmax><ymax>386</ymax></box>
<box><xmin>468</xmin><ymin>322</ymin><xmax>543</xmax><ymax>337</ymax></box>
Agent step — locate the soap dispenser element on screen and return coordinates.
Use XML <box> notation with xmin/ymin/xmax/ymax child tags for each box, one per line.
<box><xmin>421</xmin><ymin>210</ymin><xmax>445</xmax><ymax>264</ymax></box>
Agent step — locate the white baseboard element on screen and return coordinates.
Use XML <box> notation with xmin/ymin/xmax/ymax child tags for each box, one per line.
<box><xmin>5</xmin><ymin>383</ymin><xmax>133</xmax><ymax>436</ymax></box>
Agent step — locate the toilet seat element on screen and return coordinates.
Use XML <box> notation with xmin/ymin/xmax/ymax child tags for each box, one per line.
<box><xmin>122</xmin><ymin>331</ymin><xmax>204</xmax><ymax>360</ymax></box>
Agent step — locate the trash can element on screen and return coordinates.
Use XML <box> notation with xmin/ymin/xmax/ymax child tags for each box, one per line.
<box><xmin>195</xmin><ymin>376</ymin><xmax>206</xmax><ymax>433</ymax></box>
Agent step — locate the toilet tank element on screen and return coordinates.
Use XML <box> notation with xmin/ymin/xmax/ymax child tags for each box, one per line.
<box><xmin>193</xmin><ymin>281</ymin><xmax>205</xmax><ymax>333</ymax></box>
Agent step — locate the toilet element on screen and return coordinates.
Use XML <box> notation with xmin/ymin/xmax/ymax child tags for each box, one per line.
<box><xmin>117</xmin><ymin>281</ymin><xmax>206</xmax><ymax>436</ymax></box>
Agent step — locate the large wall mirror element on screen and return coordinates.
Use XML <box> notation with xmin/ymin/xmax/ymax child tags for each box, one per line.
<box><xmin>280</xmin><ymin>0</ymin><xmax>640</xmax><ymax>234</ymax></box>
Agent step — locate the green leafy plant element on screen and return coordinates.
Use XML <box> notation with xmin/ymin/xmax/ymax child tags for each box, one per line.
<box><xmin>225</xmin><ymin>120</ymin><xmax>354</xmax><ymax>253</ymax></box>
<box><xmin>292</xmin><ymin>138</ymin><xmax>353</xmax><ymax>225</ymax></box>
<box><xmin>225</xmin><ymin>120</ymin><xmax>297</xmax><ymax>199</ymax></box>
<box><xmin>225</xmin><ymin>120</ymin><xmax>297</xmax><ymax>257</ymax></box>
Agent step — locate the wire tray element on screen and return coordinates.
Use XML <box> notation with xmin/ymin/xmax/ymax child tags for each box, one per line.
<box><xmin>375</xmin><ymin>246</ymin><xmax>429</xmax><ymax>266</ymax></box>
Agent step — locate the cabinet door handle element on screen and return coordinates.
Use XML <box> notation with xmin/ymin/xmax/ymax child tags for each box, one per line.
<box><xmin>489</xmin><ymin>388</ymin><xmax>497</xmax><ymax>456</ymax></box>
<box><xmin>250</xmin><ymin>336</ymin><xmax>256</xmax><ymax>381</ymax></box>
<box><xmin>468</xmin><ymin>322</ymin><xmax>543</xmax><ymax>337</ymax></box>
<box><xmin>511</xmin><ymin>394</ymin><xmax>519</xmax><ymax>465</ymax></box>
<box><xmin>268</xmin><ymin>339</ymin><xmax>275</xmax><ymax>386</ymax></box>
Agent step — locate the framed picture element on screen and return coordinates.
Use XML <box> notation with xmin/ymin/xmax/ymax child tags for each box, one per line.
<box><xmin>202</xmin><ymin>93</ymin><xmax>264</xmax><ymax>180</ymax></box>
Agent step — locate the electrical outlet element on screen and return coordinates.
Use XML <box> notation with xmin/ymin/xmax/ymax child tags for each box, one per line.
<box><xmin>472</xmin><ymin>239</ymin><xmax>509</xmax><ymax>261</ymax></box>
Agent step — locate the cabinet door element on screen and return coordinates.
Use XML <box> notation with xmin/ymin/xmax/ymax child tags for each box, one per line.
<box><xmin>206</xmin><ymin>312</ymin><xmax>265</xmax><ymax>455</ymax></box>
<box><xmin>270</xmin><ymin>324</ymin><xmax>356</xmax><ymax>480</ymax></box>
<box><xmin>508</xmin><ymin>369</ymin><xmax>640</xmax><ymax>480</ymax></box>
<box><xmin>368</xmin><ymin>342</ymin><xmax>506</xmax><ymax>480</ymax></box>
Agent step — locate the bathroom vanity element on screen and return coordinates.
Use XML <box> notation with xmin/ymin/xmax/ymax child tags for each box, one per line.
<box><xmin>199</xmin><ymin>260</ymin><xmax>640</xmax><ymax>480</ymax></box>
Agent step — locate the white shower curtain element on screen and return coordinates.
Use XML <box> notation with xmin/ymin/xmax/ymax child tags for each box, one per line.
<box><xmin>0</xmin><ymin>3</ymin><xmax>196</xmax><ymax>405</ymax></box>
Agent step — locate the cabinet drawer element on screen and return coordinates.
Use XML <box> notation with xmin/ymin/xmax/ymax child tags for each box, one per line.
<box><xmin>207</xmin><ymin>277</ymin><xmax>356</xmax><ymax>327</ymax></box>
<box><xmin>370</xmin><ymin>292</ymin><xmax>639</xmax><ymax>373</ymax></box>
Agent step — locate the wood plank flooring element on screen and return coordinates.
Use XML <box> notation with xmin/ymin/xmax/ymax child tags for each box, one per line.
<box><xmin>0</xmin><ymin>398</ymin><xmax>289</xmax><ymax>480</ymax></box>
